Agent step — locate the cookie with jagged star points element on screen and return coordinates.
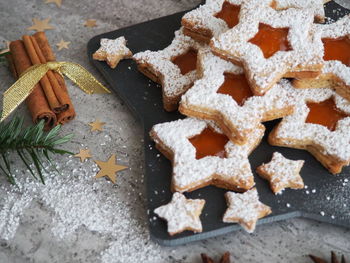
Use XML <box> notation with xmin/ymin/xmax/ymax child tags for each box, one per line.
<box><xmin>93</xmin><ymin>36</ymin><xmax>132</xmax><ymax>69</ymax></box>
<box><xmin>133</xmin><ymin>28</ymin><xmax>205</xmax><ymax>111</ymax></box>
<box><xmin>150</xmin><ymin>117</ymin><xmax>264</xmax><ymax>193</ymax></box>
<box><xmin>293</xmin><ymin>15</ymin><xmax>350</xmax><ymax>103</ymax></box>
<box><xmin>154</xmin><ymin>192</ymin><xmax>205</xmax><ymax>236</ymax></box>
<box><xmin>256</xmin><ymin>152</ymin><xmax>305</xmax><ymax>194</ymax></box>
<box><xmin>269</xmin><ymin>88</ymin><xmax>350</xmax><ymax>174</ymax></box>
<box><xmin>182</xmin><ymin>0</ymin><xmax>327</xmax><ymax>43</ymax></box>
<box><xmin>223</xmin><ymin>188</ymin><xmax>272</xmax><ymax>233</ymax></box>
<box><xmin>211</xmin><ymin>1</ymin><xmax>323</xmax><ymax>96</ymax></box>
<box><xmin>180</xmin><ymin>48</ymin><xmax>323</xmax><ymax>145</ymax></box>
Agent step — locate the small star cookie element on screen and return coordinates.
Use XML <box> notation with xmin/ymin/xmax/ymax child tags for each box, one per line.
<box><xmin>150</xmin><ymin>118</ymin><xmax>264</xmax><ymax>193</ymax></box>
<box><xmin>182</xmin><ymin>0</ymin><xmax>327</xmax><ymax>43</ymax></box>
<box><xmin>269</xmin><ymin>88</ymin><xmax>350</xmax><ymax>174</ymax></box>
<box><xmin>93</xmin><ymin>36</ymin><xmax>132</xmax><ymax>69</ymax></box>
<box><xmin>256</xmin><ymin>152</ymin><xmax>305</xmax><ymax>194</ymax></box>
<box><xmin>211</xmin><ymin>4</ymin><xmax>323</xmax><ymax>95</ymax></box>
<box><xmin>154</xmin><ymin>192</ymin><xmax>205</xmax><ymax>236</ymax></box>
<box><xmin>133</xmin><ymin>28</ymin><xmax>205</xmax><ymax>111</ymax></box>
<box><xmin>223</xmin><ymin>188</ymin><xmax>272</xmax><ymax>233</ymax></box>
<box><xmin>293</xmin><ymin>15</ymin><xmax>350</xmax><ymax>102</ymax></box>
<box><xmin>180</xmin><ymin>48</ymin><xmax>322</xmax><ymax>145</ymax></box>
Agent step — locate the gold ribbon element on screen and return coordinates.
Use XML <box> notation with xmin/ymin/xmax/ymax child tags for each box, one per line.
<box><xmin>0</xmin><ymin>61</ymin><xmax>111</xmax><ymax>122</ymax></box>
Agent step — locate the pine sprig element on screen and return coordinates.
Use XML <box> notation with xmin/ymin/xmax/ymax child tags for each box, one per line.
<box><xmin>0</xmin><ymin>117</ymin><xmax>73</xmax><ymax>184</ymax></box>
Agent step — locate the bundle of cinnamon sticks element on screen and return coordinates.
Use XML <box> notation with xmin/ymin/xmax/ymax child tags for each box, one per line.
<box><xmin>7</xmin><ymin>32</ymin><xmax>75</xmax><ymax>130</ymax></box>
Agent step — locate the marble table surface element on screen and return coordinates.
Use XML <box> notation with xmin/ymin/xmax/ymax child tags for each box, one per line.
<box><xmin>0</xmin><ymin>0</ymin><xmax>349</xmax><ymax>262</ymax></box>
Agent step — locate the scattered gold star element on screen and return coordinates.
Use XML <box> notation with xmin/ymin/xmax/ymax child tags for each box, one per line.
<box><xmin>27</xmin><ymin>18</ymin><xmax>55</xmax><ymax>32</ymax></box>
<box><xmin>84</xmin><ymin>19</ymin><xmax>97</xmax><ymax>28</ymax></box>
<box><xmin>56</xmin><ymin>39</ymin><xmax>70</xmax><ymax>51</ymax></box>
<box><xmin>45</xmin><ymin>0</ymin><xmax>62</xmax><ymax>7</ymax></box>
<box><xmin>74</xmin><ymin>149</ymin><xmax>92</xmax><ymax>162</ymax></box>
<box><xmin>88</xmin><ymin>119</ymin><xmax>105</xmax><ymax>132</ymax></box>
<box><xmin>94</xmin><ymin>154</ymin><xmax>128</xmax><ymax>184</ymax></box>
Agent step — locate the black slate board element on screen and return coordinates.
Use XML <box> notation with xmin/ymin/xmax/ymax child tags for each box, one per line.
<box><xmin>87</xmin><ymin>1</ymin><xmax>350</xmax><ymax>246</ymax></box>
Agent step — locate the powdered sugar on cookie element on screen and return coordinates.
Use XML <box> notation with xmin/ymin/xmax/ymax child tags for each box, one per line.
<box><xmin>223</xmin><ymin>188</ymin><xmax>272</xmax><ymax>233</ymax></box>
<box><xmin>133</xmin><ymin>28</ymin><xmax>205</xmax><ymax>111</ymax></box>
<box><xmin>93</xmin><ymin>36</ymin><xmax>132</xmax><ymax>68</ymax></box>
<box><xmin>256</xmin><ymin>152</ymin><xmax>305</xmax><ymax>194</ymax></box>
<box><xmin>154</xmin><ymin>192</ymin><xmax>205</xmax><ymax>235</ymax></box>
<box><xmin>150</xmin><ymin>117</ymin><xmax>264</xmax><ymax>192</ymax></box>
<box><xmin>269</xmin><ymin>88</ymin><xmax>350</xmax><ymax>174</ymax></box>
<box><xmin>180</xmin><ymin>48</ymin><xmax>322</xmax><ymax>145</ymax></box>
<box><xmin>211</xmin><ymin>5</ymin><xmax>323</xmax><ymax>95</ymax></box>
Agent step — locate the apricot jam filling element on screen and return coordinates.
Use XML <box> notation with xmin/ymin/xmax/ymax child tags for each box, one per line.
<box><xmin>217</xmin><ymin>73</ymin><xmax>253</xmax><ymax>106</ymax></box>
<box><xmin>189</xmin><ymin>127</ymin><xmax>229</xmax><ymax>159</ymax></box>
<box><xmin>215</xmin><ymin>1</ymin><xmax>241</xmax><ymax>29</ymax></box>
<box><xmin>172</xmin><ymin>49</ymin><xmax>198</xmax><ymax>75</ymax></box>
<box><xmin>306</xmin><ymin>98</ymin><xmax>348</xmax><ymax>131</ymax></box>
<box><xmin>322</xmin><ymin>37</ymin><xmax>350</xmax><ymax>66</ymax></box>
<box><xmin>249</xmin><ymin>23</ymin><xmax>292</xmax><ymax>58</ymax></box>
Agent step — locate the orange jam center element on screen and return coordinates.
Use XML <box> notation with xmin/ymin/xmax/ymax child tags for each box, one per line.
<box><xmin>215</xmin><ymin>1</ymin><xmax>241</xmax><ymax>29</ymax></box>
<box><xmin>249</xmin><ymin>23</ymin><xmax>292</xmax><ymax>58</ymax></box>
<box><xmin>322</xmin><ymin>37</ymin><xmax>350</xmax><ymax>66</ymax></box>
<box><xmin>306</xmin><ymin>98</ymin><xmax>348</xmax><ymax>131</ymax></box>
<box><xmin>171</xmin><ymin>49</ymin><xmax>198</xmax><ymax>75</ymax></box>
<box><xmin>189</xmin><ymin>127</ymin><xmax>229</xmax><ymax>159</ymax></box>
<box><xmin>217</xmin><ymin>73</ymin><xmax>253</xmax><ymax>106</ymax></box>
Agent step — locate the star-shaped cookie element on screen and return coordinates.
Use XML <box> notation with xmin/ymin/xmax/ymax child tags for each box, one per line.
<box><xmin>133</xmin><ymin>28</ymin><xmax>205</xmax><ymax>111</ymax></box>
<box><xmin>93</xmin><ymin>36</ymin><xmax>132</xmax><ymax>69</ymax></box>
<box><xmin>269</xmin><ymin>88</ymin><xmax>350</xmax><ymax>174</ymax></box>
<box><xmin>154</xmin><ymin>192</ymin><xmax>205</xmax><ymax>235</ymax></box>
<box><xmin>150</xmin><ymin>117</ymin><xmax>264</xmax><ymax>192</ymax></box>
<box><xmin>223</xmin><ymin>188</ymin><xmax>272</xmax><ymax>233</ymax></box>
<box><xmin>182</xmin><ymin>0</ymin><xmax>327</xmax><ymax>43</ymax></box>
<box><xmin>211</xmin><ymin>4</ymin><xmax>323</xmax><ymax>95</ymax></box>
<box><xmin>180</xmin><ymin>48</ymin><xmax>322</xmax><ymax>145</ymax></box>
<box><xmin>256</xmin><ymin>152</ymin><xmax>305</xmax><ymax>194</ymax></box>
<box><xmin>293</xmin><ymin>15</ymin><xmax>350</xmax><ymax>102</ymax></box>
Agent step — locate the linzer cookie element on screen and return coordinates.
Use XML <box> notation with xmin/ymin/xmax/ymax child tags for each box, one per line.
<box><xmin>293</xmin><ymin>15</ymin><xmax>350</xmax><ymax>102</ymax></box>
<box><xmin>223</xmin><ymin>188</ymin><xmax>272</xmax><ymax>233</ymax></box>
<box><xmin>180</xmin><ymin>48</ymin><xmax>318</xmax><ymax>145</ymax></box>
<box><xmin>210</xmin><ymin>6</ymin><xmax>323</xmax><ymax>95</ymax></box>
<box><xmin>150</xmin><ymin>118</ymin><xmax>264</xmax><ymax>192</ymax></box>
<box><xmin>93</xmin><ymin>36</ymin><xmax>132</xmax><ymax>69</ymax></box>
<box><xmin>256</xmin><ymin>152</ymin><xmax>305</xmax><ymax>194</ymax></box>
<box><xmin>154</xmin><ymin>192</ymin><xmax>205</xmax><ymax>236</ymax></box>
<box><xmin>269</xmin><ymin>88</ymin><xmax>350</xmax><ymax>174</ymax></box>
<box><xmin>133</xmin><ymin>29</ymin><xmax>204</xmax><ymax>111</ymax></box>
<box><xmin>182</xmin><ymin>0</ymin><xmax>328</xmax><ymax>44</ymax></box>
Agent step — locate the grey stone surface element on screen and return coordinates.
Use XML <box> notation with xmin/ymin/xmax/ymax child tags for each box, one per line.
<box><xmin>0</xmin><ymin>0</ymin><xmax>349</xmax><ymax>262</ymax></box>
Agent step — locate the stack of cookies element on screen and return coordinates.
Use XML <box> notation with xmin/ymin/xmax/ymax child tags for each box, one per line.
<box><xmin>133</xmin><ymin>0</ymin><xmax>350</xmax><ymax>235</ymax></box>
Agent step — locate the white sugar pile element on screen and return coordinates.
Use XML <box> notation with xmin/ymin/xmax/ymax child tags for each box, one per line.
<box><xmin>0</xmin><ymin>156</ymin><xmax>162</xmax><ymax>263</ymax></box>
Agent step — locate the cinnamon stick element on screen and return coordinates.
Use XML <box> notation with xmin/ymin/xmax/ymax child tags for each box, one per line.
<box><xmin>9</xmin><ymin>40</ymin><xmax>57</xmax><ymax>129</ymax></box>
<box><xmin>30</xmin><ymin>36</ymin><xmax>69</xmax><ymax>113</ymax></box>
<box><xmin>33</xmin><ymin>32</ymin><xmax>76</xmax><ymax>124</ymax></box>
<box><xmin>22</xmin><ymin>35</ymin><xmax>63</xmax><ymax>113</ymax></box>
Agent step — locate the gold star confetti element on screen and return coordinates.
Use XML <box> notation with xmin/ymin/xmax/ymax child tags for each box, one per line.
<box><xmin>84</xmin><ymin>19</ymin><xmax>97</xmax><ymax>28</ymax></box>
<box><xmin>74</xmin><ymin>149</ymin><xmax>92</xmax><ymax>162</ymax></box>
<box><xmin>56</xmin><ymin>39</ymin><xmax>70</xmax><ymax>51</ymax></box>
<box><xmin>27</xmin><ymin>18</ymin><xmax>55</xmax><ymax>32</ymax></box>
<box><xmin>88</xmin><ymin>119</ymin><xmax>105</xmax><ymax>132</ymax></box>
<box><xmin>45</xmin><ymin>0</ymin><xmax>62</xmax><ymax>7</ymax></box>
<box><xmin>94</xmin><ymin>154</ymin><xmax>128</xmax><ymax>184</ymax></box>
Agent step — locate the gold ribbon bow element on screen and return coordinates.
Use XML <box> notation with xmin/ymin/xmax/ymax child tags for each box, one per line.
<box><xmin>0</xmin><ymin>61</ymin><xmax>111</xmax><ymax>122</ymax></box>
